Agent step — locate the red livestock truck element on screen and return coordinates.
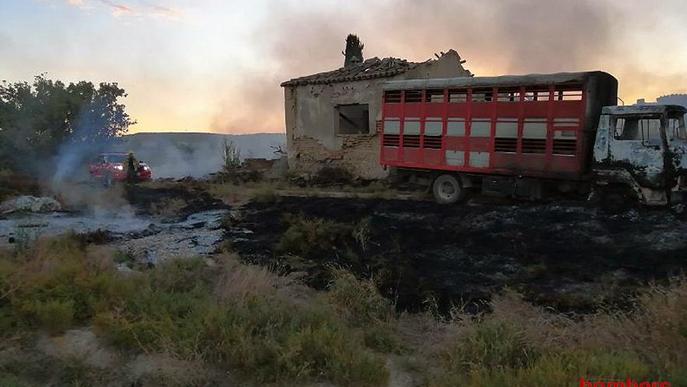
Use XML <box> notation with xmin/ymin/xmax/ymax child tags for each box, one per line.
<box><xmin>380</xmin><ymin>71</ymin><xmax>687</xmax><ymax>205</ymax></box>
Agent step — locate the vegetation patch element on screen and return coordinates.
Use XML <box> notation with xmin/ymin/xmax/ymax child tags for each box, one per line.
<box><xmin>0</xmin><ymin>236</ymin><xmax>388</xmax><ymax>386</ymax></box>
<box><xmin>425</xmin><ymin>286</ymin><xmax>687</xmax><ymax>386</ymax></box>
<box><xmin>2</xmin><ymin>234</ymin><xmax>686</xmax><ymax>386</ymax></box>
<box><xmin>276</xmin><ymin>214</ymin><xmax>357</xmax><ymax>259</ymax></box>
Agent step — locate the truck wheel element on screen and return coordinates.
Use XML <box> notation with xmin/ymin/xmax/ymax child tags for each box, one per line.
<box><xmin>600</xmin><ymin>185</ymin><xmax>634</xmax><ymax>212</ymax></box>
<box><xmin>432</xmin><ymin>174</ymin><xmax>465</xmax><ymax>204</ymax></box>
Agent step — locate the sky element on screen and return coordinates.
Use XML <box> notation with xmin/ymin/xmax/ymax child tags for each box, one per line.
<box><xmin>1</xmin><ymin>0</ymin><xmax>687</xmax><ymax>134</ymax></box>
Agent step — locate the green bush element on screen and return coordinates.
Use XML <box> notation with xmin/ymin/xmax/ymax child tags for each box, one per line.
<box><xmin>6</xmin><ymin>234</ymin><xmax>686</xmax><ymax>387</ymax></box>
<box><xmin>1</xmin><ymin>236</ymin><xmax>389</xmax><ymax>385</ymax></box>
<box><xmin>93</xmin><ymin>258</ymin><xmax>388</xmax><ymax>385</ymax></box>
<box><xmin>427</xmin><ymin>283</ymin><xmax>687</xmax><ymax>386</ymax></box>
<box><xmin>442</xmin><ymin>320</ymin><xmax>538</xmax><ymax>374</ymax></box>
<box><xmin>328</xmin><ymin>269</ymin><xmax>393</xmax><ymax>326</ymax></box>
<box><xmin>328</xmin><ymin>270</ymin><xmax>401</xmax><ymax>353</ymax></box>
<box><xmin>252</xmin><ymin>185</ymin><xmax>279</xmax><ymax>204</ymax></box>
<box><xmin>0</xmin><ymin>235</ymin><xmax>122</xmax><ymax>335</ymax></box>
<box><xmin>22</xmin><ymin>299</ymin><xmax>74</xmax><ymax>335</ymax></box>
<box><xmin>276</xmin><ymin>215</ymin><xmax>354</xmax><ymax>259</ymax></box>
<box><xmin>96</xmin><ymin>274</ymin><xmax>387</xmax><ymax>385</ymax></box>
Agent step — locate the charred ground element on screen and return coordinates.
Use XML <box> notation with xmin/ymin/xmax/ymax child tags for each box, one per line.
<box><xmin>4</xmin><ymin>174</ymin><xmax>686</xmax><ymax>314</ymax></box>
<box><xmin>225</xmin><ymin>196</ymin><xmax>687</xmax><ymax>313</ymax></box>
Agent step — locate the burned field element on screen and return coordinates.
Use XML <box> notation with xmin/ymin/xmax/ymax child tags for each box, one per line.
<box><xmin>2</xmin><ymin>181</ymin><xmax>687</xmax><ymax>385</ymax></box>
<box><xmin>4</xmin><ymin>178</ymin><xmax>686</xmax><ymax>314</ymax></box>
<box><xmin>226</xmin><ymin>196</ymin><xmax>687</xmax><ymax>313</ymax></box>
<box><xmin>123</xmin><ymin>183</ymin><xmax>227</xmax><ymax>219</ymax></box>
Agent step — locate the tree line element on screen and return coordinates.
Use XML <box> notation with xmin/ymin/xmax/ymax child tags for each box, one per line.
<box><xmin>0</xmin><ymin>75</ymin><xmax>134</xmax><ymax>175</ymax></box>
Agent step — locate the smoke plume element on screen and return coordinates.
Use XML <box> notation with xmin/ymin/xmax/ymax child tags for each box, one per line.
<box><xmin>211</xmin><ymin>0</ymin><xmax>687</xmax><ymax>133</ymax></box>
<box><xmin>210</xmin><ymin>0</ymin><xmax>612</xmax><ymax>132</ymax></box>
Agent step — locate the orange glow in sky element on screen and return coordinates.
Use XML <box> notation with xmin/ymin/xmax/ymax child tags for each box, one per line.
<box><xmin>2</xmin><ymin>0</ymin><xmax>687</xmax><ymax>134</ymax></box>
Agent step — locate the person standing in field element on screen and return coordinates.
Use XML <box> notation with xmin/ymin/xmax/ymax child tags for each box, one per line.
<box><xmin>125</xmin><ymin>151</ymin><xmax>139</xmax><ymax>184</ymax></box>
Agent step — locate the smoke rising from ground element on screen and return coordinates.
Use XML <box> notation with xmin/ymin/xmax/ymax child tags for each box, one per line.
<box><xmin>113</xmin><ymin>133</ymin><xmax>285</xmax><ymax>179</ymax></box>
<box><xmin>211</xmin><ymin>0</ymin><xmax>687</xmax><ymax>132</ymax></box>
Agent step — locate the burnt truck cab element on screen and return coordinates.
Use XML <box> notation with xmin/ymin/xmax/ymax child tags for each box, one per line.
<box><xmin>593</xmin><ymin>104</ymin><xmax>687</xmax><ymax>205</ymax></box>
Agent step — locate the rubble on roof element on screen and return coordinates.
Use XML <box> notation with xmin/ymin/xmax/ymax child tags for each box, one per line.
<box><xmin>280</xmin><ymin>57</ymin><xmax>426</xmax><ymax>87</ymax></box>
<box><xmin>281</xmin><ymin>49</ymin><xmax>471</xmax><ymax>87</ymax></box>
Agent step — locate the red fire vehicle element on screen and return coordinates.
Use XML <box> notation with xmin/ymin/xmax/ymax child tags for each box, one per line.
<box><xmin>88</xmin><ymin>152</ymin><xmax>152</xmax><ymax>185</ymax></box>
<box><xmin>380</xmin><ymin>71</ymin><xmax>687</xmax><ymax>205</ymax></box>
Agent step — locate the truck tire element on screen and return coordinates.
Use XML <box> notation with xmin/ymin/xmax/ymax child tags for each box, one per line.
<box><xmin>600</xmin><ymin>185</ymin><xmax>635</xmax><ymax>213</ymax></box>
<box><xmin>432</xmin><ymin>174</ymin><xmax>465</xmax><ymax>204</ymax></box>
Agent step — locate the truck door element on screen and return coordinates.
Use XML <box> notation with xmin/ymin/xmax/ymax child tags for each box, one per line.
<box><xmin>609</xmin><ymin>114</ymin><xmax>667</xmax><ymax>191</ymax></box>
<box><xmin>666</xmin><ymin>112</ymin><xmax>687</xmax><ymax>188</ymax></box>
<box><xmin>90</xmin><ymin>155</ymin><xmax>104</xmax><ymax>177</ymax></box>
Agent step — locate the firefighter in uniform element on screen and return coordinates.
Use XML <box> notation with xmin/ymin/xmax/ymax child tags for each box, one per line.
<box><xmin>125</xmin><ymin>152</ymin><xmax>139</xmax><ymax>184</ymax></box>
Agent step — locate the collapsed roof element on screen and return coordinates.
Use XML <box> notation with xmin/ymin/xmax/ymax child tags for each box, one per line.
<box><xmin>281</xmin><ymin>49</ymin><xmax>470</xmax><ymax>87</ymax></box>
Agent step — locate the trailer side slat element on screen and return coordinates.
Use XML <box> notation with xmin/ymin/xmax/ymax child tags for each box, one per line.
<box><xmin>380</xmin><ymin>71</ymin><xmax>617</xmax><ymax>181</ymax></box>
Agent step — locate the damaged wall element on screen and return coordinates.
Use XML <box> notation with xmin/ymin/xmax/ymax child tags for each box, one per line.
<box><xmin>285</xmin><ymin>78</ymin><xmax>386</xmax><ymax>179</ymax></box>
<box><xmin>283</xmin><ymin>50</ymin><xmax>471</xmax><ymax>180</ymax></box>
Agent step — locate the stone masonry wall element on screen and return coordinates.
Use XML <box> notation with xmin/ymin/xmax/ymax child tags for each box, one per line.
<box><xmin>284</xmin><ymin>51</ymin><xmax>471</xmax><ymax>180</ymax></box>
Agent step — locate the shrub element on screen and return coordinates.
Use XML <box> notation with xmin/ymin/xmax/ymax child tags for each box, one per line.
<box><xmin>328</xmin><ymin>269</ymin><xmax>393</xmax><ymax>326</ymax></box>
<box><xmin>1</xmin><ymin>238</ymin><xmax>389</xmax><ymax>385</ymax></box>
<box><xmin>21</xmin><ymin>299</ymin><xmax>74</xmax><ymax>335</ymax></box>
<box><xmin>92</xmin><ymin>257</ymin><xmax>388</xmax><ymax>385</ymax></box>
<box><xmin>214</xmin><ymin>253</ymin><xmax>277</xmax><ymax>303</ymax></box>
<box><xmin>276</xmin><ymin>215</ymin><xmax>354</xmax><ymax>259</ymax></box>
<box><xmin>0</xmin><ymin>235</ymin><xmax>122</xmax><ymax>335</ymax></box>
<box><xmin>426</xmin><ymin>283</ymin><xmax>687</xmax><ymax>386</ymax></box>
<box><xmin>328</xmin><ymin>270</ymin><xmax>401</xmax><ymax>353</ymax></box>
<box><xmin>222</xmin><ymin>139</ymin><xmax>242</xmax><ymax>171</ymax></box>
<box><xmin>252</xmin><ymin>184</ymin><xmax>279</xmax><ymax>204</ymax></box>
<box><xmin>433</xmin><ymin>319</ymin><xmax>538</xmax><ymax>385</ymax></box>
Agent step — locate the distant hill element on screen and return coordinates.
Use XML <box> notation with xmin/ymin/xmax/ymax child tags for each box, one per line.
<box><xmin>112</xmin><ymin>132</ymin><xmax>286</xmax><ymax>178</ymax></box>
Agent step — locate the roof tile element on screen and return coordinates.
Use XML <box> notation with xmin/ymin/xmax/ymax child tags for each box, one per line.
<box><xmin>280</xmin><ymin>57</ymin><xmax>428</xmax><ymax>87</ymax></box>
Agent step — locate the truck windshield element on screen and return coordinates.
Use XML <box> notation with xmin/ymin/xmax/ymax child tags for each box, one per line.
<box><xmin>614</xmin><ymin>116</ymin><xmax>662</xmax><ymax>146</ymax></box>
<box><xmin>104</xmin><ymin>155</ymin><xmax>128</xmax><ymax>163</ymax></box>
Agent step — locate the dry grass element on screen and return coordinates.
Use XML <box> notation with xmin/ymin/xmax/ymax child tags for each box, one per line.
<box><xmin>207</xmin><ymin>180</ymin><xmax>285</xmax><ymax>205</ymax></box>
<box><xmin>214</xmin><ymin>253</ymin><xmax>278</xmax><ymax>303</ymax></box>
<box><xmin>575</xmin><ymin>280</ymin><xmax>687</xmax><ymax>372</ymax></box>
<box><xmin>422</xmin><ymin>283</ymin><xmax>687</xmax><ymax>386</ymax></box>
<box><xmin>3</xmin><ymin>233</ymin><xmax>687</xmax><ymax>386</ymax></box>
<box><xmin>206</xmin><ymin>179</ymin><xmax>405</xmax><ymax>205</ymax></box>
<box><xmin>0</xmin><ymin>235</ymin><xmax>389</xmax><ymax>386</ymax></box>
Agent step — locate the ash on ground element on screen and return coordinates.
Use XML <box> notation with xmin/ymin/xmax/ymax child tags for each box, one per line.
<box><xmin>0</xmin><ymin>184</ymin><xmax>229</xmax><ymax>266</ymax></box>
<box><xmin>224</xmin><ymin>196</ymin><xmax>687</xmax><ymax>313</ymax></box>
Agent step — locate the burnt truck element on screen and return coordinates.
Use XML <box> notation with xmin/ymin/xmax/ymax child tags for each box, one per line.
<box><xmin>379</xmin><ymin>71</ymin><xmax>687</xmax><ymax>205</ymax></box>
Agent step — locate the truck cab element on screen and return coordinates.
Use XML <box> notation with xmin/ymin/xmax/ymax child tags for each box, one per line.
<box><xmin>593</xmin><ymin>104</ymin><xmax>687</xmax><ymax>205</ymax></box>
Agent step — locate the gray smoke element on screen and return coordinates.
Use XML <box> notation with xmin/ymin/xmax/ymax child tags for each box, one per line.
<box><xmin>211</xmin><ymin>0</ymin><xmax>616</xmax><ymax>132</ymax></box>
<box><xmin>112</xmin><ymin>132</ymin><xmax>286</xmax><ymax>178</ymax></box>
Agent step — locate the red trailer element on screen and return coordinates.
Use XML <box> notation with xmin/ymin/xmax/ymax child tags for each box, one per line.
<box><xmin>380</xmin><ymin>71</ymin><xmax>618</xmax><ymax>203</ymax></box>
